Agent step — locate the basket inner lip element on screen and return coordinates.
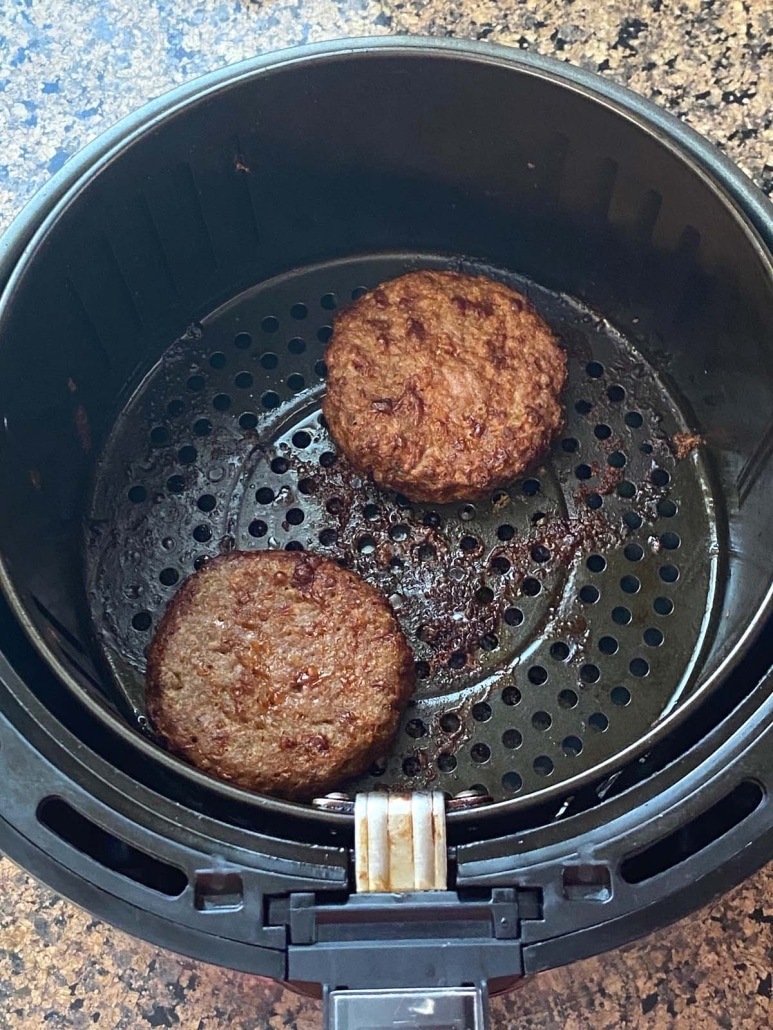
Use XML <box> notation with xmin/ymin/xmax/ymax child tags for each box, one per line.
<box><xmin>0</xmin><ymin>40</ymin><xmax>772</xmax><ymax>827</ymax></box>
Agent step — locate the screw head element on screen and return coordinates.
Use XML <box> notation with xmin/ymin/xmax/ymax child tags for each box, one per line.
<box><xmin>447</xmin><ymin>788</ymin><xmax>493</xmax><ymax>811</ymax></box>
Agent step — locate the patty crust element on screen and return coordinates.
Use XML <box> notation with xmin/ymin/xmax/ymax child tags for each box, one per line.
<box><xmin>146</xmin><ymin>550</ymin><xmax>414</xmax><ymax>799</ymax></box>
<box><xmin>323</xmin><ymin>270</ymin><xmax>566</xmax><ymax>504</ymax></box>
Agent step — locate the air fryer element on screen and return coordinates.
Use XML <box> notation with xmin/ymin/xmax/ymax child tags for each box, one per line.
<box><xmin>1</xmin><ymin>39</ymin><xmax>773</xmax><ymax>1030</ymax></box>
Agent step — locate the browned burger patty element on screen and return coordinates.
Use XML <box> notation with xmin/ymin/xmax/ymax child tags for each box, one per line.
<box><xmin>323</xmin><ymin>270</ymin><xmax>567</xmax><ymax>504</ymax></box>
<box><xmin>146</xmin><ymin>550</ymin><xmax>413</xmax><ymax>799</ymax></box>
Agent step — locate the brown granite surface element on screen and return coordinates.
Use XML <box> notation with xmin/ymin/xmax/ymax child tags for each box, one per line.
<box><xmin>1</xmin><ymin>854</ymin><xmax>772</xmax><ymax>1028</ymax></box>
<box><xmin>2</xmin><ymin>0</ymin><xmax>773</xmax><ymax>1026</ymax></box>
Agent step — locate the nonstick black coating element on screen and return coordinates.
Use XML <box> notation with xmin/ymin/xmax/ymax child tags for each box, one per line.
<box><xmin>85</xmin><ymin>253</ymin><xmax>717</xmax><ymax>803</ymax></box>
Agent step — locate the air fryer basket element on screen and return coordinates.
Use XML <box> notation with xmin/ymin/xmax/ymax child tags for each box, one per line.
<box><xmin>2</xmin><ymin>39</ymin><xmax>773</xmax><ymax>1005</ymax></box>
<box><xmin>86</xmin><ymin>254</ymin><xmax>719</xmax><ymax>804</ymax></box>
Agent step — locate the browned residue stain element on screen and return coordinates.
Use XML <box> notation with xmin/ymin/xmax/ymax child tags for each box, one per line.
<box><xmin>672</xmin><ymin>431</ymin><xmax>702</xmax><ymax>460</ymax></box>
<box><xmin>29</xmin><ymin>468</ymin><xmax>41</xmax><ymax>490</ymax></box>
<box><xmin>66</xmin><ymin>377</ymin><xmax>77</xmax><ymax>393</ymax></box>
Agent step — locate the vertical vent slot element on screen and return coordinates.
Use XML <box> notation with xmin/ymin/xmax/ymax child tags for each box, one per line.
<box><xmin>592</xmin><ymin>157</ymin><xmax>618</xmax><ymax>222</ymax></box>
<box><xmin>632</xmin><ymin>188</ymin><xmax>662</xmax><ymax>244</ymax></box>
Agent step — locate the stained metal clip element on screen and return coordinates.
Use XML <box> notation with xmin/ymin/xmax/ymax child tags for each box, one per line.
<box><xmin>354</xmin><ymin>792</ymin><xmax>447</xmax><ymax>892</ymax></box>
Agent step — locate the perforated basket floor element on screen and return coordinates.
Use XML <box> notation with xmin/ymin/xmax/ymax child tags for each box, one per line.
<box><xmin>85</xmin><ymin>253</ymin><xmax>720</xmax><ymax>803</ymax></box>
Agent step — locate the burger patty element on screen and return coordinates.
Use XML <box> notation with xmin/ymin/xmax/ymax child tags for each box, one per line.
<box><xmin>323</xmin><ymin>270</ymin><xmax>567</xmax><ymax>504</ymax></box>
<box><xmin>146</xmin><ymin>550</ymin><xmax>414</xmax><ymax>799</ymax></box>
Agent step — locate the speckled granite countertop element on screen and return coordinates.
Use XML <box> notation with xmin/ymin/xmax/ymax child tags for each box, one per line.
<box><xmin>1</xmin><ymin>0</ymin><xmax>773</xmax><ymax>1027</ymax></box>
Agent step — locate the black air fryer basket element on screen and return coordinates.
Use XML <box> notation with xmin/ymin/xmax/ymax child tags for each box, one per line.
<box><xmin>2</xmin><ymin>38</ymin><xmax>773</xmax><ymax>1028</ymax></box>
